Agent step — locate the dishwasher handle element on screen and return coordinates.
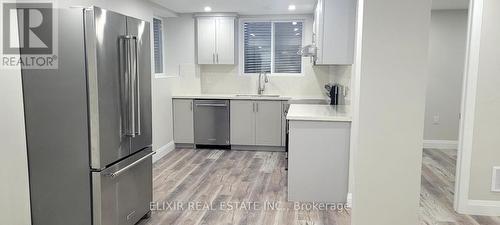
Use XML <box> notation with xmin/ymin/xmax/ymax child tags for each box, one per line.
<box><xmin>195</xmin><ymin>103</ymin><xmax>228</xmax><ymax>107</ymax></box>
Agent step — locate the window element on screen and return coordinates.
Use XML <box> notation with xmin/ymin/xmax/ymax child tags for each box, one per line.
<box><xmin>153</xmin><ymin>17</ymin><xmax>164</xmax><ymax>74</ymax></box>
<box><xmin>242</xmin><ymin>20</ymin><xmax>303</xmax><ymax>75</ymax></box>
<box><xmin>273</xmin><ymin>22</ymin><xmax>303</xmax><ymax>73</ymax></box>
<box><xmin>244</xmin><ymin>22</ymin><xmax>271</xmax><ymax>73</ymax></box>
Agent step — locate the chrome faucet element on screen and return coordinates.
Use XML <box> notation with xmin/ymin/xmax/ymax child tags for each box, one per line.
<box><xmin>258</xmin><ymin>71</ymin><xmax>269</xmax><ymax>95</ymax></box>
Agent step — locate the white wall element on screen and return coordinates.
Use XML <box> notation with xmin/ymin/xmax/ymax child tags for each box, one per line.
<box><xmin>163</xmin><ymin>14</ymin><xmax>202</xmax><ymax>95</ymax></box>
<box><xmin>0</xmin><ymin>51</ymin><xmax>32</xmax><ymax>225</ymax></box>
<box><xmin>155</xmin><ymin>14</ymin><xmax>202</xmax><ymax>150</ymax></box>
<box><xmin>467</xmin><ymin>0</ymin><xmax>500</xmax><ymax>202</ymax></box>
<box><xmin>424</xmin><ymin>10</ymin><xmax>468</xmax><ymax>141</ymax></box>
<box><xmin>351</xmin><ymin>0</ymin><xmax>431</xmax><ymax>224</ymax></box>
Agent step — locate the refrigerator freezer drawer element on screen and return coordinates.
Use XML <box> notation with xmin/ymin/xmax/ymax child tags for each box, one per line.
<box><xmin>92</xmin><ymin>148</ymin><xmax>153</xmax><ymax>225</ymax></box>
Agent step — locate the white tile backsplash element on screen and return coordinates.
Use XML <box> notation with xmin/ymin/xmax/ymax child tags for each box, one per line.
<box><xmin>199</xmin><ymin>62</ymin><xmax>351</xmax><ymax>101</ymax></box>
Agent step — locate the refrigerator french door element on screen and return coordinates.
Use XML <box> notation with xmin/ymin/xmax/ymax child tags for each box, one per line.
<box><xmin>21</xmin><ymin>7</ymin><xmax>152</xmax><ymax>225</ymax></box>
<box><xmin>85</xmin><ymin>7</ymin><xmax>153</xmax><ymax>225</ymax></box>
<box><xmin>85</xmin><ymin>7</ymin><xmax>152</xmax><ymax>170</ymax></box>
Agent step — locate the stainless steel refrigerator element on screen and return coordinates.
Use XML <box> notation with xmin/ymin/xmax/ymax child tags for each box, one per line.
<box><xmin>21</xmin><ymin>7</ymin><xmax>153</xmax><ymax>225</ymax></box>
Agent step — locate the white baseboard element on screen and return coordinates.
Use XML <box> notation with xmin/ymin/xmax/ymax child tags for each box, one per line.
<box><xmin>153</xmin><ymin>141</ymin><xmax>175</xmax><ymax>163</ymax></box>
<box><xmin>457</xmin><ymin>200</ymin><xmax>500</xmax><ymax>216</ymax></box>
<box><xmin>423</xmin><ymin>140</ymin><xmax>458</xmax><ymax>150</ymax></box>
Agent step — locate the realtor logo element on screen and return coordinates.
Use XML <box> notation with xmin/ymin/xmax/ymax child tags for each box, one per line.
<box><xmin>3</xmin><ymin>3</ymin><xmax>52</xmax><ymax>54</ymax></box>
<box><xmin>1</xmin><ymin>1</ymin><xmax>58</xmax><ymax>69</ymax></box>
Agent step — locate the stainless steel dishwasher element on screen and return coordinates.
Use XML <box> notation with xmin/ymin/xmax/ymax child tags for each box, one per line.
<box><xmin>193</xmin><ymin>99</ymin><xmax>230</xmax><ymax>147</ymax></box>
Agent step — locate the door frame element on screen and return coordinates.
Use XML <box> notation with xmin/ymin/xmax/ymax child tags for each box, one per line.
<box><xmin>453</xmin><ymin>0</ymin><xmax>485</xmax><ymax>214</ymax></box>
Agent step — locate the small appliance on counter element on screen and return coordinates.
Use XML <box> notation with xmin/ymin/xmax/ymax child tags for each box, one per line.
<box><xmin>325</xmin><ymin>83</ymin><xmax>345</xmax><ymax>105</ymax></box>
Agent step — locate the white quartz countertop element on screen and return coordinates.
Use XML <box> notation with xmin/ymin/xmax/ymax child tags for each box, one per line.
<box><xmin>172</xmin><ymin>94</ymin><xmax>328</xmax><ymax>102</ymax></box>
<box><xmin>286</xmin><ymin>104</ymin><xmax>352</xmax><ymax>122</ymax></box>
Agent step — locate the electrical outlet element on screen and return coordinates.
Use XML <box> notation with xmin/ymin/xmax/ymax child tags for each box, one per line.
<box><xmin>492</xmin><ymin>167</ymin><xmax>500</xmax><ymax>192</ymax></box>
<box><xmin>433</xmin><ymin>115</ymin><xmax>440</xmax><ymax>125</ymax></box>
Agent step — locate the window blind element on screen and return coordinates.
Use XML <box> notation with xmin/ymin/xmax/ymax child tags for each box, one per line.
<box><xmin>274</xmin><ymin>22</ymin><xmax>303</xmax><ymax>73</ymax></box>
<box><xmin>153</xmin><ymin>18</ymin><xmax>163</xmax><ymax>74</ymax></box>
<box><xmin>244</xmin><ymin>22</ymin><xmax>272</xmax><ymax>73</ymax></box>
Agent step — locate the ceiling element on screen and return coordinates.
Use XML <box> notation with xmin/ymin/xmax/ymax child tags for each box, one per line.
<box><xmin>432</xmin><ymin>0</ymin><xmax>469</xmax><ymax>10</ymax></box>
<box><xmin>151</xmin><ymin>0</ymin><xmax>468</xmax><ymax>15</ymax></box>
<box><xmin>150</xmin><ymin>0</ymin><xmax>316</xmax><ymax>15</ymax></box>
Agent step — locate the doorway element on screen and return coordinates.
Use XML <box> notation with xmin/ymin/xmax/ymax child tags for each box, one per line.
<box><xmin>421</xmin><ymin>0</ymin><xmax>500</xmax><ymax>223</ymax></box>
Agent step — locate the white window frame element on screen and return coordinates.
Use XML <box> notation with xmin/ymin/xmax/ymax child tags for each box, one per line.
<box><xmin>152</xmin><ymin>16</ymin><xmax>170</xmax><ymax>78</ymax></box>
<box><xmin>238</xmin><ymin>17</ymin><xmax>306</xmax><ymax>76</ymax></box>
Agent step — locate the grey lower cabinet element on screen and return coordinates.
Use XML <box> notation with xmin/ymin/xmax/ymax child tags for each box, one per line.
<box><xmin>288</xmin><ymin>120</ymin><xmax>351</xmax><ymax>203</ymax></box>
<box><xmin>230</xmin><ymin>100</ymin><xmax>283</xmax><ymax>147</ymax></box>
<box><xmin>173</xmin><ymin>99</ymin><xmax>194</xmax><ymax>144</ymax></box>
<box><xmin>255</xmin><ymin>101</ymin><xmax>282</xmax><ymax>146</ymax></box>
<box><xmin>230</xmin><ymin>100</ymin><xmax>255</xmax><ymax>145</ymax></box>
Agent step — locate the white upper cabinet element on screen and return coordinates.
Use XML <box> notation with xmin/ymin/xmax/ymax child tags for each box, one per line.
<box><xmin>196</xmin><ymin>16</ymin><xmax>237</xmax><ymax>65</ymax></box>
<box><xmin>215</xmin><ymin>18</ymin><xmax>236</xmax><ymax>64</ymax></box>
<box><xmin>313</xmin><ymin>0</ymin><xmax>356</xmax><ymax>65</ymax></box>
<box><xmin>196</xmin><ymin>18</ymin><xmax>217</xmax><ymax>64</ymax></box>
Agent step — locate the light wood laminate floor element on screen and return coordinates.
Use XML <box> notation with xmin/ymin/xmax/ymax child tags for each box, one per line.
<box><xmin>138</xmin><ymin>149</ymin><xmax>350</xmax><ymax>225</ymax></box>
<box><xmin>139</xmin><ymin>148</ymin><xmax>500</xmax><ymax>225</ymax></box>
<box><xmin>420</xmin><ymin>148</ymin><xmax>500</xmax><ymax>225</ymax></box>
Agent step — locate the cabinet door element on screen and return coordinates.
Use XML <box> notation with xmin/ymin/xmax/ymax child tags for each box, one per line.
<box><xmin>314</xmin><ymin>0</ymin><xmax>324</xmax><ymax>63</ymax></box>
<box><xmin>315</xmin><ymin>0</ymin><xmax>355</xmax><ymax>65</ymax></box>
<box><xmin>197</xmin><ymin>18</ymin><xmax>216</xmax><ymax>64</ymax></box>
<box><xmin>215</xmin><ymin>18</ymin><xmax>235</xmax><ymax>64</ymax></box>
<box><xmin>173</xmin><ymin>99</ymin><xmax>194</xmax><ymax>143</ymax></box>
<box><xmin>230</xmin><ymin>100</ymin><xmax>255</xmax><ymax>145</ymax></box>
<box><xmin>255</xmin><ymin>101</ymin><xmax>282</xmax><ymax>146</ymax></box>
<box><xmin>281</xmin><ymin>101</ymin><xmax>289</xmax><ymax>147</ymax></box>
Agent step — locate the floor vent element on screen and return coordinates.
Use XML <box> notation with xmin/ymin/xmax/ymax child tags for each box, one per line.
<box><xmin>491</xmin><ymin>167</ymin><xmax>500</xmax><ymax>192</ymax></box>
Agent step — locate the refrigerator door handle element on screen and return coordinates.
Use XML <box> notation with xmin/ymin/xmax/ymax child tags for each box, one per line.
<box><xmin>106</xmin><ymin>151</ymin><xmax>155</xmax><ymax>178</ymax></box>
<box><xmin>124</xmin><ymin>35</ymin><xmax>136</xmax><ymax>137</ymax></box>
<box><xmin>119</xmin><ymin>36</ymin><xmax>129</xmax><ymax>137</ymax></box>
<box><xmin>129</xmin><ymin>36</ymin><xmax>136</xmax><ymax>137</ymax></box>
<box><xmin>133</xmin><ymin>37</ymin><xmax>141</xmax><ymax>136</ymax></box>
